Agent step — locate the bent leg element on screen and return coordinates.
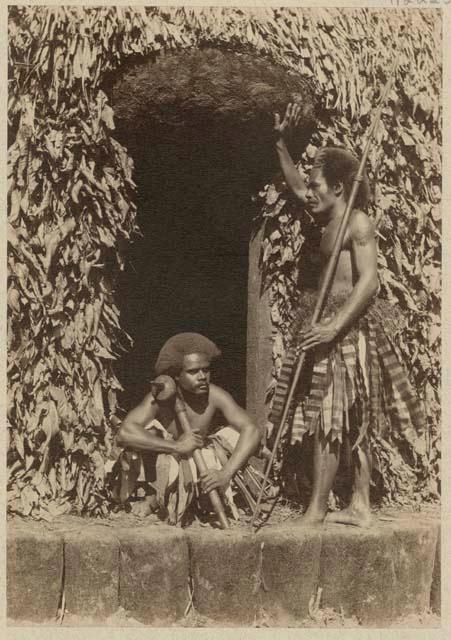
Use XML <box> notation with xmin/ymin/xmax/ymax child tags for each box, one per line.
<box><xmin>111</xmin><ymin>450</ymin><xmax>141</xmax><ymax>503</ymax></box>
<box><xmin>111</xmin><ymin>448</ymin><xmax>159</xmax><ymax>517</ymax></box>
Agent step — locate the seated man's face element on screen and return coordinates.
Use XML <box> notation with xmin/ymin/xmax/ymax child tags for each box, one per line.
<box><xmin>177</xmin><ymin>353</ymin><xmax>211</xmax><ymax>395</ymax></box>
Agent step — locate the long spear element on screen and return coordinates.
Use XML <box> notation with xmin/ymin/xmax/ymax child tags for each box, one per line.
<box><xmin>250</xmin><ymin>33</ymin><xmax>404</xmax><ymax>529</ymax></box>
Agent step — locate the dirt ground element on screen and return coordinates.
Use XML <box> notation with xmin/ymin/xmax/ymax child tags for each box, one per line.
<box><xmin>8</xmin><ymin>495</ymin><xmax>440</xmax><ymax>535</ymax></box>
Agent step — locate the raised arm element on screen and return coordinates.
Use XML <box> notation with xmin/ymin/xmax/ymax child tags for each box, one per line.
<box><xmin>299</xmin><ymin>211</ymin><xmax>379</xmax><ymax>350</ymax></box>
<box><xmin>274</xmin><ymin>103</ymin><xmax>308</xmax><ymax>204</ymax></box>
<box><xmin>117</xmin><ymin>394</ymin><xmax>204</xmax><ymax>456</ymax></box>
<box><xmin>200</xmin><ymin>386</ymin><xmax>261</xmax><ymax>493</ymax></box>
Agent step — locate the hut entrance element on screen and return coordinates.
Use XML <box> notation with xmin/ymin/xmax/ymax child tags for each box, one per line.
<box><xmin>108</xmin><ymin>48</ymin><xmax>315</xmax><ymax>413</ymax></box>
<box><xmin>114</xmin><ymin>124</ymin><xmax>256</xmax><ymax>409</ymax></box>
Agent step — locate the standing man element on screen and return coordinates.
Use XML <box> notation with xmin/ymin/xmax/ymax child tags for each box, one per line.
<box><xmin>114</xmin><ymin>332</ymin><xmax>261</xmax><ymax>524</ymax></box>
<box><xmin>269</xmin><ymin>103</ymin><xmax>425</xmax><ymax>526</ymax></box>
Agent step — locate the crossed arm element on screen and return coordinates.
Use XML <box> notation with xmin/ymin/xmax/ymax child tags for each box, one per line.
<box><xmin>117</xmin><ymin>385</ymin><xmax>261</xmax><ymax>492</ymax></box>
<box><xmin>117</xmin><ymin>394</ymin><xmax>204</xmax><ymax>456</ymax></box>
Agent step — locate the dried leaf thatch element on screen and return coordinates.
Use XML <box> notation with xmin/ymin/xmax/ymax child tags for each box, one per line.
<box><xmin>7</xmin><ymin>6</ymin><xmax>441</xmax><ymax>517</ymax></box>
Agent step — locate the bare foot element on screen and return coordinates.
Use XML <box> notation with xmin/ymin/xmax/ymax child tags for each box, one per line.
<box><xmin>326</xmin><ymin>506</ymin><xmax>372</xmax><ymax>528</ymax></box>
<box><xmin>130</xmin><ymin>495</ymin><xmax>158</xmax><ymax>518</ymax></box>
<box><xmin>291</xmin><ymin>508</ymin><xmax>326</xmax><ymax>528</ymax></box>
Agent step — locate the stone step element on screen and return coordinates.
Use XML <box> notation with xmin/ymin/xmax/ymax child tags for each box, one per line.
<box><xmin>7</xmin><ymin>513</ymin><xmax>440</xmax><ymax>626</ymax></box>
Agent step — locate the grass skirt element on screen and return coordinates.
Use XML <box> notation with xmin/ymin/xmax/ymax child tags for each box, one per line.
<box><xmin>269</xmin><ymin>292</ymin><xmax>427</xmax><ymax>502</ymax></box>
<box><xmin>113</xmin><ymin>423</ymin><xmax>266</xmax><ymax>526</ymax></box>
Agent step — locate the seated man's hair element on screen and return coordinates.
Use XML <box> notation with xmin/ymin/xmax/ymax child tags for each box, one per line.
<box><xmin>154</xmin><ymin>332</ymin><xmax>221</xmax><ymax>377</ymax></box>
<box><xmin>313</xmin><ymin>147</ymin><xmax>370</xmax><ymax>209</ymax></box>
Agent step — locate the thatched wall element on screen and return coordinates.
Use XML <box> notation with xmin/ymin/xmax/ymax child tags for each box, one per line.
<box><xmin>7</xmin><ymin>6</ymin><xmax>441</xmax><ymax>518</ymax></box>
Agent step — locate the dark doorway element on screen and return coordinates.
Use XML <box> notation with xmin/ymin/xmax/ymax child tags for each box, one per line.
<box><xmin>115</xmin><ymin>123</ymin><xmax>265</xmax><ymax>410</ymax></box>
<box><xmin>108</xmin><ymin>48</ymin><xmax>316</xmax><ymax>411</ymax></box>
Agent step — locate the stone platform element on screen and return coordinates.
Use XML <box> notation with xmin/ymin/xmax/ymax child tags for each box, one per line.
<box><xmin>7</xmin><ymin>511</ymin><xmax>440</xmax><ymax>626</ymax></box>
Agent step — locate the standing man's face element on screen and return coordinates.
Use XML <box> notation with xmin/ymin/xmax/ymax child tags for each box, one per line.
<box><xmin>177</xmin><ymin>353</ymin><xmax>211</xmax><ymax>395</ymax></box>
<box><xmin>306</xmin><ymin>167</ymin><xmax>338</xmax><ymax>217</ymax></box>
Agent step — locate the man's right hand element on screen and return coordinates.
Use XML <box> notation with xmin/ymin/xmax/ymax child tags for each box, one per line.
<box><xmin>274</xmin><ymin>102</ymin><xmax>302</xmax><ymax>140</ymax></box>
<box><xmin>174</xmin><ymin>430</ymin><xmax>204</xmax><ymax>457</ymax></box>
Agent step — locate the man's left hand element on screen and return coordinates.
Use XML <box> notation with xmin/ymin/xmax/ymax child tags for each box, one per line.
<box><xmin>201</xmin><ymin>468</ymin><xmax>232</xmax><ymax>494</ymax></box>
<box><xmin>299</xmin><ymin>317</ymin><xmax>339</xmax><ymax>351</ymax></box>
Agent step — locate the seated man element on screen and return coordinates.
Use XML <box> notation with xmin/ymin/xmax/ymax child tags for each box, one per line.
<box><xmin>113</xmin><ymin>332</ymin><xmax>262</xmax><ymax>525</ymax></box>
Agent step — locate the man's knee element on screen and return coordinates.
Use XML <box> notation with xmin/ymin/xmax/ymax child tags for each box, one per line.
<box><xmin>111</xmin><ymin>449</ymin><xmax>141</xmax><ymax>503</ymax></box>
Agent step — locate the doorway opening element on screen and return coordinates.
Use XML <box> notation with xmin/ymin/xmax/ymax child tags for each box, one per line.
<box><xmin>108</xmin><ymin>48</ymin><xmax>315</xmax><ymax>410</ymax></box>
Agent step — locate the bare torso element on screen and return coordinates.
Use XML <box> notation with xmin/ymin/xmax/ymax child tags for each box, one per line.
<box><xmin>317</xmin><ymin>216</ymin><xmax>355</xmax><ymax>295</ymax></box>
<box><xmin>154</xmin><ymin>385</ymin><xmax>220</xmax><ymax>439</ymax></box>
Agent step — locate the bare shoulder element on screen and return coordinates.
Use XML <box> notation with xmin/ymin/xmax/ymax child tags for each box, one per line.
<box><xmin>349</xmin><ymin>209</ymin><xmax>375</xmax><ymax>246</ymax></box>
<box><xmin>141</xmin><ymin>392</ymin><xmax>162</xmax><ymax>418</ymax></box>
<box><xmin>141</xmin><ymin>391</ymin><xmax>159</xmax><ymax>410</ymax></box>
<box><xmin>209</xmin><ymin>384</ymin><xmax>238</xmax><ymax>409</ymax></box>
<box><xmin>122</xmin><ymin>391</ymin><xmax>159</xmax><ymax>427</ymax></box>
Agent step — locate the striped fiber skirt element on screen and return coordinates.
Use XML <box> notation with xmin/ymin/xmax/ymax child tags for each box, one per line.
<box><xmin>113</xmin><ymin>423</ymin><xmax>268</xmax><ymax>526</ymax></box>
<box><xmin>269</xmin><ymin>291</ymin><xmax>426</xmax><ymax>455</ymax></box>
<box><xmin>152</xmin><ymin>425</ymin><xmax>264</xmax><ymax>525</ymax></box>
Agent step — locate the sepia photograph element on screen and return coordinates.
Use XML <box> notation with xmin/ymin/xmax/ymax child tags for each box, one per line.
<box><xmin>5</xmin><ymin>2</ymin><xmax>443</xmax><ymax>631</ymax></box>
